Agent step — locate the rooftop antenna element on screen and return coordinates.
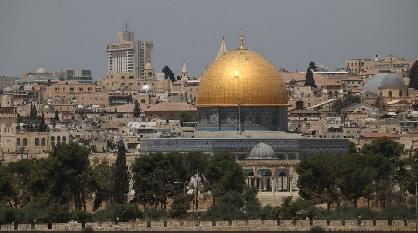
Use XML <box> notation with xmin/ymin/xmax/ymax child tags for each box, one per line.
<box><xmin>124</xmin><ymin>18</ymin><xmax>128</xmax><ymax>32</ymax></box>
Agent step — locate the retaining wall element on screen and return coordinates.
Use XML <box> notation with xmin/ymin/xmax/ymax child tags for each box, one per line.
<box><xmin>0</xmin><ymin>219</ymin><xmax>417</xmax><ymax>231</ymax></box>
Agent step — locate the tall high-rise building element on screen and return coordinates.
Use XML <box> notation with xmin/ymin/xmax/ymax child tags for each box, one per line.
<box><xmin>106</xmin><ymin>25</ymin><xmax>153</xmax><ymax>77</ymax></box>
<box><xmin>106</xmin><ymin>25</ymin><xmax>140</xmax><ymax>74</ymax></box>
<box><xmin>139</xmin><ymin>41</ymin><xmax>153</xmax><ymax>76</ymax></box>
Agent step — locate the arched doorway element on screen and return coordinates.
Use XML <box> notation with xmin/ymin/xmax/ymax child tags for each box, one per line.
<box><xmin>276</xmin><ymin>168</ymin><xmax>290</xmax><ymax>192</ymax></box>
<box><xmin>257</xmin><ymin>168</ymin><xmax>272</xmax><ymax>192</ymax></box>
<box><xmin>243</xmin><ymin>168</ymin><xmax>255</xmax><ymax>187</ymax></box>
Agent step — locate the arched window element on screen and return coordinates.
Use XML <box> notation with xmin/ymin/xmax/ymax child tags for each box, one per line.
<box><xmin>388</xmin><ymin>90</ymin><xmax>392</xmax><ymax>98</ymax></box>
<box><xmin>62</xmin><ymin>136</ymin><xmax>67</xmax><ymax>143</ymax></box>
<box><xmin>35</xmin><ymin>138</ymin><xmax>39</xmax><ymax>146</ymax></box>
<box><xmin>17</xmin><ymin>138</ymin><xmax>21</xmax><ymax>146</ymax></box>
<box><xmin>41</xmin><ymin>138</ymin><xmax>46</xmax><ymax>146</ymax></box>
<box><xmin>57</xmin><ymin>136</ymin><xmax>61</xmax><ymax>143</ymax></box>
<box><xmin>23</xmin><ymin>138</ymin><xmax>27</xmax><ymax>146</ymax></box>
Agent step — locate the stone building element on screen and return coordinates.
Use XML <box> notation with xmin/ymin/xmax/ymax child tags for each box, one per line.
<box><xmin>238</xmin><ymin>143</ymin><xmax>298</xmax><ymax>194</ymax></box>
<box><xmin>345</xmin><ymin>54</ymin><xmax>414</xmax><ymax>75</ymax></box>
<box><xmin>0</xmin><ymin>94</ymin><xmax>17</xmax><ymax>155</ymax></box>
<box><xmin>143</xmin><ymin>102</ymin><xmax>197</xmax><ymax>121</ymax></box>
<box><xmin>45</xmin><ymin>81</ymin><xmax>107</xmax><ymax>106</ymax></box>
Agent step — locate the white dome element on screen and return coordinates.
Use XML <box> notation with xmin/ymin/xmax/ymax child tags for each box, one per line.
<box><xmin>248</xmin><ymin>143</ymin><xmax>275</xmax><ymax>159</ymax></box>
<box><xmin>140</xmin><ymin>84</ymin><xmax>152</xmax><ymax>92</ymax></box>
<box><xmin>363</xmin><ymin>73</ymin><xmax>405</xmax><ymax>94</ymax></box>
<box><xmin>36</xmin><ymin>67</ymin><xmax>47</xmax><ymax>74</ymax></box>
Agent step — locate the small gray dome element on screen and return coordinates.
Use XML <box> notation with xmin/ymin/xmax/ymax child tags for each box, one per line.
<box><xmin>41</xmin><ymin>104</ymin><xmax>55</xmax><ymax>113</ymax></box>
<box><xmin>363</xmin><ymin>73</ymin><xmax>405</xmax><ymax>94</ymax></box>
<box><xmin>248</xmin><ymin>143</ymin><xmax>275</xmax><ymax>159</ymax></box>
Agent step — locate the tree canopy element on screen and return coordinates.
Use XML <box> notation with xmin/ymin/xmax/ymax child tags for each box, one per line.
<box><xmin>408</xmin><ymin>60</ymin><xmax>418</xmax><ymax>89</ymax></box>
<box><xmin>112</xmin><ymin>140</ymin><xmax>129</xmax><ymax>204</ymax></box>
<box><xmin>305</xmin><ymin>62</ymin><xmax>316</xmax><ymax>87</ymax></box>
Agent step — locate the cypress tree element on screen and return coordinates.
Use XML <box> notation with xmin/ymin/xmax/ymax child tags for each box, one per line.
<box><xmin>408</xmin><ymin>60</ymin><xmax>418</xmax><ymax>89</ymax></box>
<box><xmin>113</xmin><ymin>140</ymin><xmax>129</xmax><ymax>204</ymax></box>
<box><xmin>305</xmin><ymin>62</ymin><xmax>317</xmax><ymax>87</ymax></box>
<box><xmin>38</xmin><ymin>112</ymin><xmax>48</xmax><ymax>132</ymax></box>
<box><xmin>133</xmin><ymin>101</ymin><xmax>141</xmax><ymax>118</ymax></box>
<box><xmin>30</xmin><ymin>103</ymin><xmax>38</xmax><ymax>119</ymax></box>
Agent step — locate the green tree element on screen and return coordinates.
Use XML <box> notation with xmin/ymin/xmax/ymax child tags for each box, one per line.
<box><xmin>113</xmin><ymin>140</ymin><xmax>129</xmax><ymax>204</ymax></box>
<box><xmin>305</xmin><ymin>62</ymin><xmax>316</xmax><ymax>87</ymax></box>
<box><xmin>133</xmin><ymin>101</ymin><xmax>141</xmax><ymax>118</ymax></box>
<box><xmin>363</xmin><ymin>153</ymin><xmax>395</xmax><ymax>207</ymax></box>
<box><xmin>205</xmin><ymin>152</ymin><xmax>246</xmax><ymax>202</ymax></box>
<box><xmin>29</xmin><ymin>103</ymin><xmax>37</xmax><ymax>119</ymax></box>
<box><xmin>132</xmin><ymin>152</ymin><xmax>204</xmax><ymax>208</ymax></box>
<box><xmin>162</xmin><ymin>66</ymin><xmax>175</xmax><ymax>82</ymax></box>
<box><xmin>6</xmin><ymin>159</ymin><xmax>49</xmax><ymax>206</ymax></box>
<box><xmin>168</xmin><ymin>195</ymin><xmax>191</xmax><ymax>218</ymax></box>
<box><xmin>48</xmin><ymin>143</ymin><xmax>90</xmax><ymax>210</ymax></box>
<box><xmin>337</xmin><ymin>154</ymin><xmax>376</xmax><ymax>207</ymax></box>
<box><xmin>38</xmin><ymin>112</ymin><xmax>48</xmax><ymax>132</ymax></box>
<box><xmin>206</xmin><ymin>191</ymin><xmax>244</xmax><ymax>220</ymax></box>
<box><xmin>87</xmin><ymin>164</ymin><xmax>114</xmax><ymax>210</ymax></box>
<box><xmin>93</xmin><ymin>203</ymin><xmax>142</xmax><ymax>222</ymax></box>
<box><xmin>0</xmin><ymin>167</ymin><xmax>17</xmax><ymax>207</ymax></box>
<box><xmin>408</xmin><ymin>60</ymin><xmax>418</xmax><ymax>89</ymax></box>
<box><xmin>296</xmin><ymin>154</ymin><xmax>340</xmax><ymax>209</ymax></box>
<box><xmin>54</xmin><ymin>110</ymin><xmax>59</xmax><ymax>121</ymax></box>
<box><xmin>406</xmin><ymin>151</ymin><xmax>418</xmax><ymax>195</ymax></box>
<box><xmin>361</xmin><ymin>137</ymin><xmax>403</xmax><ymax>161</ymax></box>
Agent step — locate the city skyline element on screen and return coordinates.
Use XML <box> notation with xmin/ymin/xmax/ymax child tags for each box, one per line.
<box><xmin>0</xmin><ymin>0</ymin><xmax>418</xmax><ymax>78</ymax></box>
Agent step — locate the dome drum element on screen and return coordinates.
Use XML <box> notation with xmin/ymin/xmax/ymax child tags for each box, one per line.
<box><xmin>197</xmin><ymin>106</ymin><xmax>288</xmax><ymax>131</ymax></box>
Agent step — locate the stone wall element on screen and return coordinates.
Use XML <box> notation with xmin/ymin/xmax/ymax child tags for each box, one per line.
<box><xmin>1</xmin><ymin>219</ymin><xmax>417</xmax><ymax>231</ymax></box>
<box><xmin>140</xmin><ymin>137</ymin><xmax>348</xmax><ymax>158</ymax></box>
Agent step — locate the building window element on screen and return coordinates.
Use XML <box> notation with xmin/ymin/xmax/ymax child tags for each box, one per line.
<box><xmin>389</xmin><ymin>90</ymin><xmax>393</xmax><ymax>98</ymax></box>
<box><xmin>57</xmin><ymin>136</ymin><xmax>61</xmax><ymax>143</ymax></box>
<box><xmin>35</xmin><ymin>138</ymin><xmax>39</xmax><ymax>146</ymax></box>
<box><xmin>17</xmin><ymin>138</ymin><xmax>20</xmax><ymax>146</ymax></box>
<box><xmin>23</xmin><ymin>138</ymin><xmax>27</xmax><ymax>146</ymax></box>
<box><xmin>41</xmin><ymin>138</ymin><xmax>46</xmax><ymax>146</ymax></box>
<box><xmin>62</xmin><ymin>136</ymin><xmax>66</xmax><ymax>143</ymax></box>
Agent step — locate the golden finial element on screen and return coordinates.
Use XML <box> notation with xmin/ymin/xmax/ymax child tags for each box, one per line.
<box><xmin>239</xmin><ymin>32</ymin><xmax>245</xmax><ymax>49</ymax></box>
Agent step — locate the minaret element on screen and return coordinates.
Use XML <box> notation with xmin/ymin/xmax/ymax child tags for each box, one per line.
<box><xmin>180</xmin><ymin>61</ymin><xmax>189</xmax><ymax>95</ymax></box>
<box><xmin>215</xmin><ymin>36</ymin><xmax>227</xmax><ymax>61</ymax></box>
<box><xmin>180</xmin><ymin>61</ymin><xmax>188</xmax><ymax>79</ymax></box>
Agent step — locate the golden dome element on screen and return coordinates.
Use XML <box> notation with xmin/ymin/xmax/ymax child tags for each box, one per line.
<box><xmin>197</xmin><ymin>43</ymin><xmax>288</xmax><ymax>107</ymax></box>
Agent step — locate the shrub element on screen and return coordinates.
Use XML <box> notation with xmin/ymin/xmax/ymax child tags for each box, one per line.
<box><xmin>169</xmin><ymin>195</ymin><xmax>191</xmax><ymax>219</ymax></box>
<box><xmin>143</xmin><ymin>208</ymin><xmax>166</xmax><ymax>220</ymax></box>
<box><xmin>93</xmin><ymin>203</ymin><xmax>142</xmax><ymax>222</ymax></box>
<box><xmin>379</xmin><ymin>204</ymin><xmax>415</xmax><ymax>220</ymax></box>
